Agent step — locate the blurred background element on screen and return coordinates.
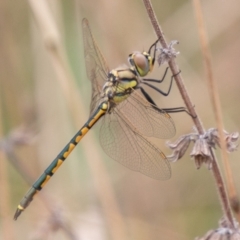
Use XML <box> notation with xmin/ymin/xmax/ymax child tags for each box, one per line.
<box><xmin>0</xmin><ymin>0</ymin><xmax>240</xmax><ymax>239</ymax></box>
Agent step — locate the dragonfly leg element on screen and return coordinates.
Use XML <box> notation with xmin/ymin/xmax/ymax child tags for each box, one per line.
<box><xmin>139</xmin><ymin>86</ymin><xmax>157</xmax><ymax>106</ymax></box>
<box><xmin>142</xmin><ymin>69</ymin><xmax>181</xmax><ymax>97</ymax></box>
<box><xmin>143</xmin><ymin>67</ymin><xmax>169</xmax><ymax>84</ymax></box>
<box><xmin>147</xmin><ymin>38</ymin><xmax>159</xmax><ymax>65</ymax></box>
<box><xmin>139</xmin><ymin>86</ymin><xmax>188</xmax><ymax>114</ymax></box>
<box><xmin>162</xmin><ymin>106</ymin><xmax>197</xmax><ymax>118</ymax></box>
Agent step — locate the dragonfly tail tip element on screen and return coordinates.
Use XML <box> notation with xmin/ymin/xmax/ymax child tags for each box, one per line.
<box><xmin>13</xmin><ymin>208</ymin><xmax>23</xmax><ymax>220</ymax></box>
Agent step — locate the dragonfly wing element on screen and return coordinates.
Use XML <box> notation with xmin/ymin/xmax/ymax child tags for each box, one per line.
<box><xmin>117</xmin><ymin>90</ymin><xmax>176</xmax><ymax>139</ymax></box>
<box><xmin>100</xmin><ymin>112</ymin><xmax>171</xmax><ymax>180</ymax></box>
<box><xmin>82</xmin><ymin>18</ymin><xmax>109</xmax><ymax>114</ymax></box>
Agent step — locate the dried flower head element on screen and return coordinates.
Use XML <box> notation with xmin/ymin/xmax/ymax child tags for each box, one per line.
<box><xmin>195</xmin><ymin>216</ymin><xmax>240</xmax><ymax>240</ymax></box>
<box><xmin>190</xmin><ymin>135</ymin><xmax>213</xmax><ymax>169</ymax></box>
<box><xmin>167</xmin><ymin>133</ymin><xmax>195</xmax><ymax>162</ymax></box>
<box><xmin>167</xmin><ymin>128</ymin><xmax>238</xmax><ymax>169</ymax></box>
<box><xmin>7</xmin><ymin>126</ymin><xmax>35</xmax><ymax>146</ymax></box>
<box><xmin>204</xmin><ymin>128</ymin><xmax>239</xmax><ymax>151</ymax></box>
<box><xmin>157</xmin><ymin>40</ymin><xmax>180</xmax><ymax>66</ymax></box>
<box><xmin>0</xmin><ymin>126</ymin><xmax>36</xmax><ymax>153</ymax></box>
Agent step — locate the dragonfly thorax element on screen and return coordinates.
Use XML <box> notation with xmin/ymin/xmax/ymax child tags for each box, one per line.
<box><xmin>102</xmin><ymin>67</ymin><xmax>138</xmax><ymax>105</ymax></box>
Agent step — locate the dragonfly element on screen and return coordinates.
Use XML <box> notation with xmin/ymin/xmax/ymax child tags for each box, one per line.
<box><xmin>14</xmin><ymin>18</ymin><xmax>179</xmax><ymax>220</ymax></box>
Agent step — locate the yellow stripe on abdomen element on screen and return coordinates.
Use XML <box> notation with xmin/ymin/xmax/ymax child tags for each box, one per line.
<box><xmin>51</xmin><ymin>159</ymin><xmax>64</xmax><ymax>174</ymax></box>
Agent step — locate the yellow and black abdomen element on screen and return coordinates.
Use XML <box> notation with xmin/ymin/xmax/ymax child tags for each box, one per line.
<box><xmin>14</xmin><ymin>101</ymin><xmax>108</xmax><ymax>220</ymax></box>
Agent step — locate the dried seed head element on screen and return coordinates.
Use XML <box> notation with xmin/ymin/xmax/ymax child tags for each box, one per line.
<box><xmin>8</xmin><ymin>126</ymin><xmax>35</xmax><ymax>146</ymax></box>
<box><xmin>0</xmin><ymin>126</ymin><xmax>36</xmax><ymax>153</ymax></box>
<box><xmin>190</xmin><ymin>136</ymin><xmax>213</xmax><ymax>169</ymax></box>
<box><xmin>195</xmin><ymin>217</ymin><xmax>240</xmax><ymax>240</ymax></box>
<box><xmin>204</xmin><ymin>128</ymin><xmax>239</xmax><ymax>152</ymax></box>
<box><xmin>157</xmin><ymin>40</ymin><xmax>180</xmax><ymax>66</ymax></box>
<box><xmin>167</xmin><ymin>128</ymin><xmax>239</xmax><ymax>169</ymax></box>
<box><xmin>225</xmin><ymin>132</ymin><xmax>239</xmax><ymax>152</ymax></box>
<box><xmin>167</xmin><ymin>134</ymin><xmax>193</xmax><ymax>162</ymax></box>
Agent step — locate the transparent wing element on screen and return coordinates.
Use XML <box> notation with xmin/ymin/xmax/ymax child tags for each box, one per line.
<box><xmin>100</xmin><ymin>112</ymin><xmax>171</xmax><ymax>180</ymax></box>
<box><xmin>116</xmin><ymin>90</ymin><xmax>176</xmax><ymax>139</ymax></box>
<box><xmin>82</xmin><ymin>18</ymin><xmax>109</xmax><ymax>114</ymax></box>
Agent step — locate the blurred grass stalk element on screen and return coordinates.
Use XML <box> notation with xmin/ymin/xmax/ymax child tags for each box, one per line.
<box><xmin>0</xmin><ymin>101</ymin><xmax>14</xmax><ymax>240</ymax></box>
<box><xmin>193</xmin><ymin>0</ymin><xmax>239</xmax><ymax>222</ymax></box>
<box><xmin>28</xmin><ymin>0</ymin><xmax>128</xmax><ymax>239</ymax></box>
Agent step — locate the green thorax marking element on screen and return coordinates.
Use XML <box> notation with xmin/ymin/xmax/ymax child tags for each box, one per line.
<box><xmin>103</xmin><ymin>67</ymin><xmax>138</xmax><ymax>104</ymax></box>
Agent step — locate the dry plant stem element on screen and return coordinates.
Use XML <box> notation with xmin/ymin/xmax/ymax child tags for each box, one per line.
<box><xmin>143</xmin><ymin>0</ymin><xmax>204</xmax><ymax>134</ymax></box>
<box><xmin>143</xmin><ymin>0</ymin><xmax>235</xmax><ymax>228</ymax></box>
<box><xmin>211</xmin><ymin>157</ymin><xmax>234</xmax><ymax>227</ymax></box>
<box><xmin>193</xmin><ymin>0</ymin><xmax>239</xmax><ymax>221</ymax></box>
<box><xmin>0</xmin><ymin>107</ymin><xmax>14</xmax><ymax>240</ymax></box>
<box><xmin>5</xmin><ymin>147</ymin><xmax>37</xmax><ymax>186</ymax></box>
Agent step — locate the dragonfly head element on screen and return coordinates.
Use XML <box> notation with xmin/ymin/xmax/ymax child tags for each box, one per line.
<box><xmin>128</xmin><ymin>39</ymin><xmax>159</xmax><ymax>77</ymax></box>
<box><xmin>128</xmin><ymin>51</ymin><xmax>153</xmax><ymax>77</ymax></box>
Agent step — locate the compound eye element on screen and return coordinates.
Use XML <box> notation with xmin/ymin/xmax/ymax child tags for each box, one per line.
<box><xmin>132</xmin><ymin>52</ymin><xmax>150</xmax><ymax>77</ymax></box>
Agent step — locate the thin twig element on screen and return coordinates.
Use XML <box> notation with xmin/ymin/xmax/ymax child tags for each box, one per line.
<box><xmin>193</xmin><ymin>0</ymin><xmax>239</xmax><ymax>221</ymax></box>
<box><xmin>143</xmin><ymin>0</ymin><xmax>204</xmax><ymax>134</ymax></box>
<box><xmin>142</xmin><ymin>0</ymin><xmax>235</xmax><ymax>228</ymax></box>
